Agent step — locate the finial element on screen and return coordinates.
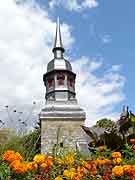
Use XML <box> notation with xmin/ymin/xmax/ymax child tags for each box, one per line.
<box><xmin>52</xmin><ymin>17</ymin><xmax>65</xmax><ymax>56</ymax></box>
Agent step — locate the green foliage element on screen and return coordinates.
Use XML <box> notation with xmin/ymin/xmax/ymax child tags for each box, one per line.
<box><xmin>94</xmin><ymin>118</ymin><xmax>116</xmax><ymax>128</ymax></box>
<box><xmin>0</xmin><ymin>157</ymin><xmax>11</xmax><ymax>180</ymax></box>
<box><xmin>0</xmin><ymin>128</ymin><xmax>41</xmax><ymax>161</ymax></box>
<box><xmin>21</xmin><ymin>128</ymin><xmax>41</xmax><ymax>160</ymax></box>
<box><xmin>0</xmin><ymin>135</ymin><xmax>26</xmax><ymax>156</ymax></box>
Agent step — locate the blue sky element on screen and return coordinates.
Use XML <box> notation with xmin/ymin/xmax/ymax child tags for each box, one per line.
<box><xmin>40</xmin><ymin>0</ymin><xmax>135</xmax><ymax>112</ymax></box>
<box><xmin>0</xmin><ymin>0</ymin><xmax>134</xmax><ymax>129</ymax></box>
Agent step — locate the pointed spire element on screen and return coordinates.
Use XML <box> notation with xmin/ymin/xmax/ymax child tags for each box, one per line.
<box><xmin>53</xmin><ymin>17</ymin><xmax>65</xmax><ymax>57</ymax></box>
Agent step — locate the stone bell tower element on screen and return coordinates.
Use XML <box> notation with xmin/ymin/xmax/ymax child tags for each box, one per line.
<box><xmin>40</xmin><ymin>18</ymin><xmax>86</xmax><ymax>153</ymax></box>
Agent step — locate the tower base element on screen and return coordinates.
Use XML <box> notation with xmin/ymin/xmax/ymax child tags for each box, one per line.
<box><xmin>39</xmin><ymin>100</ymin><xmax>88</xmax><ymax>153</ymax></box>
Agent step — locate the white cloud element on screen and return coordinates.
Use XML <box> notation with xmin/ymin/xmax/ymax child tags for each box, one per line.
<box><xmin>49</xmin><ymin>0</ymin><xmax>98</xmax><ymax>12</ymax></box>
<box><xmin>0</xmin><ymin>0</ymin><xmax>74</xmax><ymax>130</ymax></box>
<box><xmin>0</xmin><ymin>0</ymin><xmax>125</xmax><ymax>130</ymax></box>
<box><xmin>72</xmin><ymin>57</ymin><xmax>125</xmax><ymax>126</ymax></box>
<box><xmin>82</xmin><ymin>0</ymin><xmax>98</xmax><ymax>8</ymax></box>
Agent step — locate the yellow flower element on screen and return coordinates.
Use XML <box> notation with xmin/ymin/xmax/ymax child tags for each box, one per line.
<box><xmin>113</xmin><ymin>158</ymin><xmax>122</xmax><ymax>165</ymax></box>
<box><xmin>64</xmin><ymin>154</ymin><xmax>75</xmax><ymax>165</ymax></box>
<box><xmin>55</xmin><ymin>177</ymin><xmax>63</xmax><ymax>180</ymax></box>
<box><xmin>63</xmin><ymin>168</ymin><xmax>76</xmax><ymax>179</ymax></box>
<box><xmin>26</xmin><ymin>162</ymin><xmax>38</xmax><ymax>171</ymax></box>
<box><xmin>33</xmin><ymin>154</ymin><xmax>46</xmax><ymax>165</ymax></box>
<box><xmin>112</xmin><ymin>166</ymin><xmax>124</xmax><ymax>177</ymax></box>
<box><xmin>40</xmin><ymin>162</ymin><xmax>47</xmax><ymax>169</ymax></box>
<box><xmin>63</xmin><ymin>169</ymin><xmax>70</xmax><ymax>178</ymax></box>
<box><xmin>112</xmin><ymin>152</ymin><xmax>121</xmax><ymax>158</ymax></box>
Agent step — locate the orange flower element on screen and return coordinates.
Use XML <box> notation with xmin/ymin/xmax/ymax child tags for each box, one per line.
<box><xmin>33</xmin><ymin>154</ymin><xmax>46</xmax><ymax>165</ymax></box>
<box><xmin>112</xmin><ymin>166</ymin><xmax>124</xmax><ymax>177</ymax></box>
<box><xmin>14</xmin><ymin>163</ymin><xmax>28</xmax><ymax>174</ymax></box>
<box><xmin>46</xmin><ymin>156</ymin><xmax>53</xmax><ymax>167</ymax></box>
<box><xmin>123</xmin><ymin>165</ymin><xmax>131</xmax><ymax>173</ymax></box>
<box><xmin>2</xmin><ymin>150</ymin><xmax>23</xmax><ymax>163</ymax></box>
<box><xmin>63</xmin><ymin>168</ymin><xmax>77</xmax><ymax>179</ymax></box>
<box><xmin>95</xmin><ymin>159</ymin><xmax>108</xmax><ymax>166</ymax></box>
<box><xmin>40</xmin><ymin>156</ymin><xmax>53</xmax><ymax>169</ymax></box>
<box><xmin>9</xmin><ymin>160</ymin><xmax>21</xmax><ymax>169</ymax></box>
<box><xmin>83</xmin><ymin>162</ymin><xmax>91</xmax><ymax>170</ymax></box>
<box><xmin>77</xmin><ymin>166</ymin><xmax>86</xmax><ymax>175</ymax></box>
<box><xmin>112</xmin><ymin>152</ymin><xmax>121</xmax><ymax>158</ymax></box>
<box><xmin>10</xmin><ymin>160</ymin><xmax>27</xmax><ymax>174</ymax></box>
<box><xmin>3</xmin><ymin>150</ymin><xmax>15</xmax><ymax>162</ymax></box>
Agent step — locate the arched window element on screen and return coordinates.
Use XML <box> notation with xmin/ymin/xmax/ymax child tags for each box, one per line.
<box><xmin>57</xmin><ymin>73</ymin><xmax>65</xmax><ymax>85</ymax></box>
<box><xmin>47</xmin><ymin>78</ymin><xmax>54</xmax><ymax>88</ymax></box>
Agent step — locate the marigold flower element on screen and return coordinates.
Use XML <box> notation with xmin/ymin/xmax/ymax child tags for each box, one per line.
<box><xmin>10</xmin><ymin>160</ymin><xmax>27</xmax><ymax>174</ymax></box>
<box><xmin>3</xmin><ymin>150</ymin><xmax>15</xmax><ymax>161</ymax></box>
<box><xmin>33</xmin><ymin>154</ymin><xmax>46</xmax><ymax>165</ymax></box>
<box><xmin>9</xmin><ymin>160</ymin><xmax>21</xmax><ymax>169</ymax></box>
<box><xmin>14</xmin><ymin>164</ymin><xmax>28</xmax><ymax>174</ymax></box>
<box><xmin>83</xmin><ymin>162</ymin><xmax>91</xmax><ymax>170</ymax></box>
<box><xmin>96</xmin><ymin>159</ymin><xmax>108</xmax><ymax>166</ymax></box>
<box><xmin>26</xmin><ymin>162</ymin><xmax>38</xmax><ymax>171</ymax></box>
<box><xmin>112</xmin><ymin>166</ymin><xmax>124</xmax><ymax>177</ymax></box>
<box><xmin>123</xmin><ymin>165</ymin><xmax>131</xmax><ymax>173</ymax></box>
<box><xmin>47</xmin><ymin>157</ymin><xmax>53</xmax><ymax>167</ymax></box>
<box><xmin>63</xmin><ymin>168</ymin><xmax>77</xmax><ymax>179</ymax></box>
<box><xmin>63</xmin><ymin>169</ymin><xmax>70</xmax><ymax>178</ymax></box>
<box><xmin>40</xmin><ymin>162</ymin><xmax>47</xmax><ymax>169</ymax></box>
<box><xmin>2</xmin><ymin>150</ymin><xmax>23</xmax><ymax>163</ymax></box>
<box><xmin>64</xmin><ymin>154</ymin><xmax>75</xmax><ymax>165</ymax></box>
<box><xmin>113</xmin><ymin>158</ymin><xmax>122</xmax><ymax>165</ymax></box>
<box><xmin>112</xmin><ymin>152</ymin><xmax>121</xmax><ymax>158</ymax></box>
<box><xmin>55</xmin><ymin>176</ymin><xmax>63</xmax><ymax>180</ymax></box>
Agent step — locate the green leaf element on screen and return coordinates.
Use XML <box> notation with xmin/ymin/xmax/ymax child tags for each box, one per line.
<box><xmin>130</xmin><ymin>113</ymin><xmax>135</xmax><ymax>123</ymax></box>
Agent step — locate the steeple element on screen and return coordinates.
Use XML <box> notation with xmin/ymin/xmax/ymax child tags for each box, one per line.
<box><xmin>40</xmin><ymin>18</ymin><xmax>86</xmax><ymax>154</ymax></box>
<box><xmin>52</xmin><ymin>17</ymin><xmax>65</xmax><ymax>58</ymax></box>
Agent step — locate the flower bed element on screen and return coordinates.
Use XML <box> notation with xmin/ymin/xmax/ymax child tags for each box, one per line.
<box><xmin>1</xmin><ymin>142</ymin><xmax>135</xmax><ymax>180</ymax></box>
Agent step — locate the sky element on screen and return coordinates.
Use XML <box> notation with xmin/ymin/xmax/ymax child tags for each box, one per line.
<box><xmin>0</xmin><ymin>0</ymin><xmax>134</xmax><ymax>130</ymax></box>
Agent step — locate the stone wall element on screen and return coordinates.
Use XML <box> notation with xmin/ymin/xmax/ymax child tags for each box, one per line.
<box><xmin>41</xmin><ymin>120</ymin><xmax>87</xmax><ymax>153</ymax></box>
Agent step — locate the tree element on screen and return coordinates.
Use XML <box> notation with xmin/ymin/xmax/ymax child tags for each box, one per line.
<box><xmin>94</xmin><ymin>118</ymin><xmax>116</xmax><ymax>128</ymax></box>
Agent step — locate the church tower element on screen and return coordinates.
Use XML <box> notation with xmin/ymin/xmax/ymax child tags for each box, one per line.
<box><xmin>40</xmin><ymin>18</ymin><xmax>86</xmax><ymax>153</ymax></box>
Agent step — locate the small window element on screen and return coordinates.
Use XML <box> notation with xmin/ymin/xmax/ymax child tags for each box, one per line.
<box><xmin>60</xmin><ymin>142</ymin><xmax>63</xmax><ymax>148</ymax></box>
